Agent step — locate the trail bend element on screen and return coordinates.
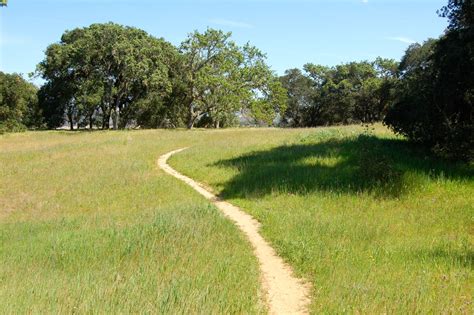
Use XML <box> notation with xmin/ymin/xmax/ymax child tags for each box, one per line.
<box><xmin>158</xmin><ymin>148</ymin><xmax>311</xmax><ymax>315</ymax></box>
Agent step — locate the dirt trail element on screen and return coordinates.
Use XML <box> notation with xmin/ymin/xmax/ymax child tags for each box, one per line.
<box><xmin>158</xmin><ymin>148</ymin><xmax>311</xmax><ymax>315</ymax></box>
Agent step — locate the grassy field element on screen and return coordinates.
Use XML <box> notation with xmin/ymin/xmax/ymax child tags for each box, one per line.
<box><xmin>170</xmin><ymin>125</ymin><xmax>473</xmax><ymax>314</ymax></box>
<box><xmin>0</xmin><ymin>131</ymin><xmax>264</xmax><ymax>314</ymax></box>
<box><xmin>1</xmin><ymin>126</ymin><xmax>472</xmax><ymax>313</ymax></box>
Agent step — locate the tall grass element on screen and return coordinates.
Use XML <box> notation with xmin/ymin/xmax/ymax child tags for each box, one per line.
<box><xmin>0</xmin><ymin>131</ymin><xmax>264</xmax><ymax>313</ymax></box>
<box><xmin>170</xmin><ymin>125</ymin><xmax>473</xmax><ymax>314</ymax></box>
<box><xmin>2</xmin><ymin>126</ymin><xmax>472</xmax><ymax>313</ymax></box>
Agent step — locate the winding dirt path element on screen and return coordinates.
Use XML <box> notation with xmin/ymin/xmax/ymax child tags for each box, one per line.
<box><xmin>158</xmin><ymin>148</ymin><xmax>311</xmax><ymax>315</ymax></box>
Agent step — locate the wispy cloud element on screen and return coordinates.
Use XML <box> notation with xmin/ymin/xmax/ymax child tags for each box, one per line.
<box><xmin>386</xmin><ymin>36</ymin><xmax>416</xmax><ymax>44</ymax></box>
<box><xmin>361</xmin><ymin>0</ymin><xmax>369</xmax><ymax>4</ymax></box>
<box><xmin>209</xmin><ymin>18</ymin><xmax>254</xmax><ymax>29</ymax></box>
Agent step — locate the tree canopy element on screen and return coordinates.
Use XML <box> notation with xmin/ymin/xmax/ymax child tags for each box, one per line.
<box><xmin>0</xmin><ymin>72</ymin><xmax>40</xmax><ymax>133</ymax></box>
<box><xmin>280</xmin><ymin>59</ymin><xmax>398</xmax><ymax>127</ymax></box>
<box><xmin>35</xmin><ymin>24</ymin><xmax>284</xmax><ymax>130</ymax></box>
<box><xmin>385</xmin><ymin>0</ymin><xmax>473</xmax><ymax>160</ymax></box>
<box><xmin>37</xmin><ymin>23</ymin><xmax>177</xmax><ymax>130</ymax></box>
<box><xmin>179</xmin><ymin>29</ymin><xmax>286</xmax><ymax>128</ymax></box>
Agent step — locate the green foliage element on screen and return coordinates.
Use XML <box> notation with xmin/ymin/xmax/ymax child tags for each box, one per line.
<box><xmin>385</xmin><ymin>0</ymin><xmax>473</xmax><ymax>161</ymax></box>
<box><xmin>170</xmin><ymin>125</ymin><xmax>473</xmax><ymax>313</ymax></box>
<box><xmin>0</xmin><ymin>72</ymin><xmax>40</xmax><ymax>132</ymax></box>
<box><xmin>0</xmin><ymin>131</ymin><xmax>264</xmax><ymax>313</ymax></box>
<box><xmin>279</xmin><ymin>68</ymin><xmax>315</xmax><ymax>127</ymax></box>
<box><xmin>438</xmin><ymin>0</ymin><xmax>474</xmax><ymax>30</ymax></box>
<box><xmin>431</xmin><ymin>26</ymin><xmax>474</xmax><ymax>160</ymax></box>
<box><xmin>37</xmin><ymin>23</ymin><xmax>177</xmax><ymax>130</ymax></box>
<box><xmin>280</xmin><ymin>59</ymin><xmax>398</xmax><ymax>127</ymax></box>
<box><xmin>0</xmin><ymin>119</ymin><xmax>27</xmax><ymax>134</ymax></box>
<box><xmin>384</xmin><ymin>39</ymin><xmax>438</xmax><ymax>143</ymax></box>
<box><xmin>179</xmin><ymin>29</ymin><xmax>285</xmax><ymax>128</ymax></box>
<box><xmin>36</xmin><ymin>25</ymin><xmax>285</xmax><ymax>130</ymax></box>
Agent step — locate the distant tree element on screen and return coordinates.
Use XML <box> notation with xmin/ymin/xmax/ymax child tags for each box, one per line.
<box><xmin>37</xmin><ymin>23</ymin><xmax>177</xmax><ymax>130</ymax></box>
<box><xmin>354</xmin><ymin>58</ymin><xmax>399</xmax><ymax>123</ymax></box>
<box><xmin>283</xmin><ymin>60</ymin><xmax>396</xmax><ymax>127</ymax></box>
<box><xmin>280</xmin><ymin>68</ymin><xmax>315</xmax><ymax>127</ymax></box>
<box><xmin>302</xmin><ymin>64</ymin><xmax>331</xmax><ymax>126</ymax></box>
<box><xmin>354</xmin><ymin>77</ymin><xmax>383</xmax><ymax>123</ymax></box>
<box><xmin>373</xmin><ymin>57</ymin><xmax>399</xmax><ymax>117</ymax></box>
<box><xmin>0</xmin><ymin>72</ymin><xmax>40</xmax><ymax>132</ymax></box>
<box><xmin>179</xmin><ymin>29</ymin><xmax>286</xmax><ymax>128</ymax></box>
<box><xmin>247</xmin><ymin>78</ymin><xmax>287</xmax><ymax>126</ymax></box>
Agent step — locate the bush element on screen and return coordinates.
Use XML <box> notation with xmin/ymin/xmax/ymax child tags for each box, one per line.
<box><xmin>384</xmin><ymin>33</ymin><xmax>473</xmax><ymax>162</ymax></box>
<box><xmin>0</xmin><ymin>119</ymin><xmax>27</xmax><ymax>134</ymax></box>
<box><xmin>384</xmin><ymin>1</ymin><xmax>474</xmax><ymax>161</ymax></box>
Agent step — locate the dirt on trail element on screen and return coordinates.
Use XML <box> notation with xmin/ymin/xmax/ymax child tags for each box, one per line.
<box><xmin>158</xmin><ymin>148</ymin><xmax>311</xmax><ymax>315</ymax></box>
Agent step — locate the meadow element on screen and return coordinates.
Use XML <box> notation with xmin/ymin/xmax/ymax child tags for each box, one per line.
<box><xmin>1</xmin><ymin>125</ymin><xmax>472</xmax><ymax>313</ymax></box>
<box><xmin>171</xmin><ymin>125</ymin><xmax>473</xmax><ymax>314</ymax></box>
<box><xmin>0</xmin><ymin>131</ymin><xmax>264</xmax><ymax>313</ymax></box>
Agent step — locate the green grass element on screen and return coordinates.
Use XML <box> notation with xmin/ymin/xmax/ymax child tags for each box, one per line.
<box><xmin>1</xmin><ymin>126</ymin><xmax>472</xmax><ymax>313</ymax></box>
<box><xmin>0</xmin><ymin>131</ymin><xmax>264</xmax><ymax>314</ymax></box>
<box><xmin>170</xmin><ymin>125</ymin><xmax>474</xmax><ymax>314</ymax></box>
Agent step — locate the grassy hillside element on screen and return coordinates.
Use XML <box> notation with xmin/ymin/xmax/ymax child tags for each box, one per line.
<box><xmin>170</xmin><ymin>125</ymin><xmax>473</xmax><ymax>314</ymax></box>
<box><xmin>0</xmin><ymin>131</ymin><xmax>264</xmax><ymax>314</ymax></box>
<box><xmin>1</xmin><ymin>126</ymin><xmax>472</xmax><ymax>313</ymax></box>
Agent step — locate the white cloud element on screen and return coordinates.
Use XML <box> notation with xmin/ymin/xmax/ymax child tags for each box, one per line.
<box><xmin>361</xmin><ymin>0</ymin><xmax>369</xmax><ymax>4</ymax></box>
<box><xmin>386</xmin><ymin>36</ymin><xmax>416</xmax><ymax>44</ymax></box>
<box><xmin>209</xmin><ymin>18</ymin><xmax>254</xmax><ymax>29</ymax></box>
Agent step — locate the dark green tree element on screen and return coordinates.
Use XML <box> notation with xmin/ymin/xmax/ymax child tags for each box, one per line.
<box><xmin>283</xmin><ymin>60</ymin><xmax>396</xmax><ymax>127</ymax></box>
<box><xmin>37</xmin><ymin>23</ymin><xmax>177</xmax><ymax>130</ymax></box>
<box><xmin>384</xmin><ymin>39</ymin><xmax>438</xmax><ymax>143</ymax></box>
<box><xmin>385</xmin><ymin>0</ymin><xmax>473</xmax><ymax>160</ymax></box>
<box><xmin>280</xmin><ymin>68</ymin><xmax>315</xmax><ymax>127</ymax></box>
<box><xmin>0</xmin><ymin>72</ymin><xmax>40</xmax><ymax>132</ymax></box>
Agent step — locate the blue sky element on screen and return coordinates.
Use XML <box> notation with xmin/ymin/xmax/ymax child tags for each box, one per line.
<box><xmin>1</xmin><ymin>0</ymin><xmax>447</xmax><ymax>82</ymax></box>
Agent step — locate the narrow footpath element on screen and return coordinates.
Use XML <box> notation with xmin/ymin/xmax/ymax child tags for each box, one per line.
<box><xmin>158</xmin><ymin>148</ymin><xmax>311</xmax><ymax>315</ymax></box>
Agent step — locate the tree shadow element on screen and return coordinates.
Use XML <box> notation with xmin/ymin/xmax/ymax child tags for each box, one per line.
<box><xmin>416</xmin><ymin>248</ymin><xmax>474</xmax><ymax>270</ymax></box>
<box><xmin>213</xmin><ymin>135</ymin><xmax>473</xmax><ymax>199</ymax></box>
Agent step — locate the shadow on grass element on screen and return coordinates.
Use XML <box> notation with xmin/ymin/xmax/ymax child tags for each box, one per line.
<box><xmin>214</xmin><ymin>135</ymin><xmax>473</xmax><ymax>199</ymax></box>
<box><xmin>423</xmin><ymin>248</ymin><xmax>474</xmax><ymax>269</ymax></box>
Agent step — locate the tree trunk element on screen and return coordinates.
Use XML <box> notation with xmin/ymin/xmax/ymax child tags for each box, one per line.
<box><xmin>113</xmin><ymin>106</ymin><xmax>119</xmax><ymax>130</ymax></box>
<box><xmin>113</xmin><ymin>96</ymin><xmax>122</xmax><ymax>130</ymax></box>
<box><xmin>187</xmin><ymin>101</ymin><xmax>195</xmax><ymax>129</ymax></box>
<box><xmin>89</xmin><ymin>114</ymin><xmax>94</xmax><ymax>130</ymax></box>
<box><xmin>187</xmin><ymin>118</ymin><xmax>195</xmax><ymax>129</ymax></box>
<box><xmin>113</xmin><ymin>109</ymin><xmax>118</xmax><ymax>130</ymax></box>
<box><xmin>102</xmin><ymin>112</ymin><xmax>110</xmax><ymax>130</ymax></box>
<box><xmin>69</xmin><ymin>117</ymin><xmax>74</xmax><ymax>131</ymax></box>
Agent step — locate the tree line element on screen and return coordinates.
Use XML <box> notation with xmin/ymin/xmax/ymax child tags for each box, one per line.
<box><xmin>0</xmin><ymin>0</ymin><xmax>471</xmax><ymax>160</ymax></box>
<box><xmin>34</xmin><ymin>25</ymin><xmax>287</xmax><ymax>130</ymax></box>
<box><xmin>279</xmin><ymin>57</ymin><xmax>398</xmax><ymax>127</ymax></box>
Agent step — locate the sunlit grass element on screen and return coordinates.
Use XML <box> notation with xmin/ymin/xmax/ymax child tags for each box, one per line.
<box><xmin>1</xmin><ymin>126</ymin><xmax>472</xmax><ymax>313</ymax></box>
<box><xmin>170</xmin><ymin>125</ymin><xmax>473</xmax><ymax>314</ymax></box>
<box><xmin>0</xmin><ymin>130</ymin><xmax>264</xmax><ymax>313</ymax></box>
